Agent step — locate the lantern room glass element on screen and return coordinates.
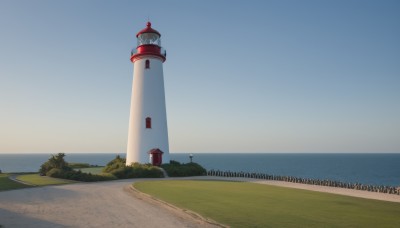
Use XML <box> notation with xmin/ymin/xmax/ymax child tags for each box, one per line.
<box><xmin>137</xmin><ymin>33</ymin><xmax>161</xmax><ymax>46</ymax></box>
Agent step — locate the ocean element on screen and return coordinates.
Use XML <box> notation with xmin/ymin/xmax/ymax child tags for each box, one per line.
<box><xmin>0</xmin><ymin>153</ymin><xmax>399</xmax><ymax>187</ymax></box>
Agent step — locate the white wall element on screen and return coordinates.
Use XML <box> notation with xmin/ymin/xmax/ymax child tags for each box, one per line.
<box><xmin>126</xmin><ymin>57</ymin><xmax>170</xmax><ymax>165</ymax></box>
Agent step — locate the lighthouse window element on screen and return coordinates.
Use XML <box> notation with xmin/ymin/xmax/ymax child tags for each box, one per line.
<box><xmin>145</xmin><ymin>60</ymin><xmax>150</xmax><ymax>69</ymax></box>
<box><xmin>146</xmin><ymin>117</ymin><xmax>152</xmax><ymax>128</ymax></box>
<box><xmin>137</xmin><ymin>33</ymin><xmax>161</xmax><ymax>46</ymax></box>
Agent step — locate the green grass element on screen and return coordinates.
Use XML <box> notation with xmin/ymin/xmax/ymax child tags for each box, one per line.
<box><xmin>16</xmin><ymin>174</ymin><xmax>75</xmax><ymax>186</ymax></box>
<box><xmin>68</xmin><ymin>162</ymin><xmax>91</xmax><ymax>168</ymax></box>
<box><xmin>76</xmin><ymin>167</ymin><xmax>104</xmax><ymax>174</ymax></box>
<box><xmin>134</xmin><ymin>180</ymin><xmax>400</xmax><ymax>228</ymax></box>
<box><xmin>0</xmin><ymin>173</ymin><xmax>30</xmax><ymax>191</ymax></box>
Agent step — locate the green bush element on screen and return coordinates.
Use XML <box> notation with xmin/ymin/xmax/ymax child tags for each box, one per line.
<box><xmin>46</xmin><ymin>168</ymin><xmax>63</xmax><ymax>177</ymax></box>
<box><xmin>169</xmin><ymin>160</ymin><xmax>181</xmax><ymax>165</ymax></box>
<box><xmin>46</xmin><ymin>168</ymin><xmax>117</xmax><ymax>182</ymax></box>
<box><xmin>98</xmin><ymin>173</ymin><xmax>117</xmax><ymax>179</ymax></box>
<box><xmin>40</xmin><ymin>154</ymin><xmax>164</xmax><ymax>181</ymax></box>
<box><xmin>39</xmin><ymin>153</ymin><xmax>72</xmax><ymax>175</ymax></box>
<box><xmin>161</xmin><ymin>160</ymin><xmax>207</xmax><ymax>177</ymax></box>
<box><xmin>103</xmin><ymin>156</ymin><xmax>164</xmax><ymax>179</ymax></box>
<box><xmin>103</xmin><ymin>155</ymin><xmax>126</xmax><ymax>173</ymax></box>
<box><xmin>40</xmin><ymin>153</ymin><xmax>116</xmax><ymax>182</ymax></box>
<box><xmin>108</xmin><ymin>163</ymin><xmax>164</xmax><ymax>179</ymax></box>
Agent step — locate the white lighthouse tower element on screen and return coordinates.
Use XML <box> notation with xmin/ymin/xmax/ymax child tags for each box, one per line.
<box><xmin>126</xmin><ymin>22</ymin><xmax>169</xmax><ymax>165</ymax></box>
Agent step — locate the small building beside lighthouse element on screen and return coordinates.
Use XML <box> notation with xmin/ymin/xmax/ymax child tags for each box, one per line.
<box><xmin>126</xmin><ymin>22</ymin><xmax>170</xmax><ymax>165</ymax></box>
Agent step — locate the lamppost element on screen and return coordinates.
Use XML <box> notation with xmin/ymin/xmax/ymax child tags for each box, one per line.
<box><xmin>189</xmin><ymin>154</ymin><xmax>193</xmax><ymax>163</ymax></box>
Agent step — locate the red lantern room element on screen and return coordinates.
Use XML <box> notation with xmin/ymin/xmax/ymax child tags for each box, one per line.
<box><xmin>131</xmin><ymin>22</ymin><xmax>166</xmax><ymax>63</ymax></box>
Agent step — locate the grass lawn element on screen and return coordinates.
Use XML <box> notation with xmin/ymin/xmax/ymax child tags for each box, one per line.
<box><xmin>134</xmin><ymin>180</ymin><xmax>400</xmax><ymax>227</ymax></box>
<box><xmin>0</xmin><ymin>174</ymin><xmax>30</xmax><ymax>191</ymax></box>
<box><xmin>76</xmin><ymin>167</ymin><xmax>104</xmax><ymax>174</ymax></box>
<box><xmin>16</xmin><ymin>174</ymin><xmax>75</xmax><ymax>186</ymax></box>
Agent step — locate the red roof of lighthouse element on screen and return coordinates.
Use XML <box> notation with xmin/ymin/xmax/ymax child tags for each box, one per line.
<box><xmin>136</xmin><ymin>22</ymin><xmax>161</xmax><ymax>37</ymax></box>
<box><xmin>148</xmin><ymin>148</ymin><xmax>164</xmax><ymax>154</ymax></box>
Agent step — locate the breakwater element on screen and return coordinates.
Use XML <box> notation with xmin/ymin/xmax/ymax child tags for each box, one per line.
<box><xmin>207</xmin><ymin>170</ymin><xmax>400</xmax><ymax>195</ymax></box>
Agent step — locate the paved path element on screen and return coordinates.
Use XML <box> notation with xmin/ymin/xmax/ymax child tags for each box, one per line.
<box><xmin>0</xmin><ymin>179</ymin><xmax>219</xmax><ymax>228</ymax></box>
<box><xmin>1</xmin><ymin>176</ymin><xmax>399</xmax><ymax>228</ymax></box>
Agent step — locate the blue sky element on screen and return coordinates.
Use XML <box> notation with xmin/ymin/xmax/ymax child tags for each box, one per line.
<box><xmin>0</xmin><ymin>0</ymin><xmax>399</xmax><ymax>153</ymax></box>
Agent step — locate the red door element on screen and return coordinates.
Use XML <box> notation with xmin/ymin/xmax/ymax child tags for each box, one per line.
<box><xmin>152</xmin><ymin>154</ymin><xmax>160</xmax><ymax>166</ymax></box>
<box><xmin>149</xmin><ymin>148</ymin><xmax>163</xmax><ymax>166</ymax></box>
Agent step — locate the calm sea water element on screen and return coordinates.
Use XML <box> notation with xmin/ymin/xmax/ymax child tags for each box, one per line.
<box><xmin>0</xmin><ymin>153</ymin><xmax>399</xmax><ymax>186</ymax></box>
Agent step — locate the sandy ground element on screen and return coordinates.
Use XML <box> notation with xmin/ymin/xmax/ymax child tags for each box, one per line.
<box><xmin>1</xmin><ymin>177</ymin><xmax>399</xmax><ymax>228</ymax></box>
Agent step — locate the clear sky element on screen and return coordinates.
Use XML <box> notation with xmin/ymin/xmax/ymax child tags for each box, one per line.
<box><xmin>0</xmin><ymin>0</ymin><xmax>399</xmax><ymax>153</ymax></box>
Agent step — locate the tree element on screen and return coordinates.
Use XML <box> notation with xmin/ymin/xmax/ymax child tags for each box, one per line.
<box><xmin>39</xmin><ymin>153</ymin><xmax>71</xmax><ymax>175</ymax></box>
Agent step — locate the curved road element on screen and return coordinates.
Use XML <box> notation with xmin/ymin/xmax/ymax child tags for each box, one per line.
<box><xmin>0</xmin><ymin>178</ymin><xmax>219</xmax><ymax>228</ymax></box>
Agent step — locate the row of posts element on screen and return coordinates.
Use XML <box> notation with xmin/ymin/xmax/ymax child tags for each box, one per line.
<box><xmin>207</xmin><ymin>169</ymin><xmax>400</xmax><ymax>195</ymax></box>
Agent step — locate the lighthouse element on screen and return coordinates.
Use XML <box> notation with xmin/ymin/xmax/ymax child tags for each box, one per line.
<box><xmin>126</xmin><ymin>22</ymin><xmax>170</xmax><ymax>165</ymax></box>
